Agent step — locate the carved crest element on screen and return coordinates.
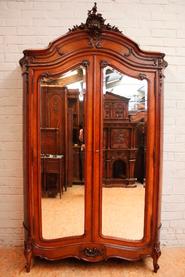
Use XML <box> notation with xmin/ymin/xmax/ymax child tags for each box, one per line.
<box><xmin>68</xmin><ymin>2</ymin><xmax>122</xmax><ymax>48</ymax></box>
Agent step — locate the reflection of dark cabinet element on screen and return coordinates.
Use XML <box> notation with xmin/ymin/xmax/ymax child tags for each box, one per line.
<box><xmin>41</xmin><ymin>156</ymin><xmax>64</xmax><ymax>198</ymax></box>
<box><xmin>40</xmin><ymin>86</ymin><xmax>67</xmax><ymax>193</ymax></box>
<box><xmin>41</xmin><ymin>87</ymin><xmax>82</xmax><ymax>189</ymax></box>
<box><xmin>72</xmin><ymin>146</ymin><xmax>84</xmax><ymax>183</ymax></box>
<box><xmin>104</xmin><ymin>93</ymin><xmax>129</xmax><ymax>120</ymax></box>
<box><xmin>103</xmin><ymin>92</ymin><xmax>137</xmax><ymax>187</ymax></box>
<box><xmin>67</xmin><ymin>90</ymin><xmax>81</xmax><ymax>186</ymax></box>
<box><xmin>41</xmin><ymin>86</ymin><xmax>67</xmax><ymax>154</ymax></box>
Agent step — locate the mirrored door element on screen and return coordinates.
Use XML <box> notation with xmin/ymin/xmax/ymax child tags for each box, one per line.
<box><xmin>39</xmin><ymin>66</ymin><xmax>86</xmax><ymax>239</ymax></box>
<box><xmin>101</xmin><ymin>65</ymin><xmax>148</xmax><ymax>240</ymax></box>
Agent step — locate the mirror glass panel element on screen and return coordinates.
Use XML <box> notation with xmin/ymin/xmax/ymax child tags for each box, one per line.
<box><xmin>40</xmin><ymin>66</ymin><xmax>86</xmax><ymax>239</ymax></box>
<box><xmin>102</xmin><ymin>66</ymin><xmax>147</xmax><ymax>240</ymax></box>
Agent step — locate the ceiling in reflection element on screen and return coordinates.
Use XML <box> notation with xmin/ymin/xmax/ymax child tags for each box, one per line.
<box><xmin>103</xmin><ymin>67</ymin><xmax>147</xmax><ymax>111</ymax></box>
<box><xmin>41</xmin><ymin>66</ymin><xmax>147</xmax><ymax>110</ymax></box>
<box><xmin>41</xmin><ymin>67</ymin><xmax>86</xmax><ymax>101</ymax></box>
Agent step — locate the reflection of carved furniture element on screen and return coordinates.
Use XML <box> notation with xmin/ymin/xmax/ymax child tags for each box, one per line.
<box><xmin>41</xmin><ymin>155</ymin><xmax>64</xmax><ymax>198</ymax></box>
<box><xmin>41</xmin><ymin>128</ymin><xmax>59</xmax><ymax>154</ymax></box>
<box><xmin>41</xmin><ymin>86</ymin><xmax>67</xmax><ymax>191</ymax></box>
<box><xmin>41</xmin><ymin>86</ymin><xmax>83</xmax><ymax>188</ymax></box>
<box><xmin>103</xmin><ymin>92</ymin><xmax>137</xmax><ymax>187</ymax></box>
<box><xmin>41</xmin><ymin>86</ymin><xmax>67</xmax><ymax>154</ymax></box>
<box><xmin>20</xmin><ymin>3</ymin><xmax>167</xmax><ymax>273</ymax></box>
<box><xmin>41</xmin><ymin>128</ymin><xmax>65</xmax><ymax>196</ymax></box>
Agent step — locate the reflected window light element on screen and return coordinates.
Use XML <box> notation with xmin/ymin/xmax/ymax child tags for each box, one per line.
<box><xmin>66</xmin><ymin>81</ymin><xmax>85</xmax><ymax>101</ymax></box>
<box><xmin>59</xmin><ymin>69</ymin><xmax>78</xmax><ymax>79</ymax></box>
<box><xmin>103</xmin><ymin>67</ymin><xmax>147</xmax><ymax>111</ymax></box>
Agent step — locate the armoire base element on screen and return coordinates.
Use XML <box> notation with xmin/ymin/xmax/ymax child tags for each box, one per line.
<box><xmin>24</xmin><ymin>242</ymin><xmax>161</xmax><ymax>273</ymax></box>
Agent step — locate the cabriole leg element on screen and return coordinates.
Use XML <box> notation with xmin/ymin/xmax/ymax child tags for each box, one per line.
<box><xmin>152</xmin><ymin>243</ymin><xmax>161</xmax><ymax>273</ymax></box>
<box><xmin>24</xmin><ymin>241</ymin><xmax>33</xmax><ymax>272</ymax></box>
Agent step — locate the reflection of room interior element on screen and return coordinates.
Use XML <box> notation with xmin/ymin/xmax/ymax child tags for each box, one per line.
<box><xmin>40</xmin><ymin>72</ymin><xmax>146</xmax><ymax>241</ymax></box>
<box><xmin>40</xmin><ymin>69</ymin><xmax>85</xmax><ymax>197</ymax></box>
<box><xmin>103</xmin><ymin>67</ymin><xmax>147</xmax><ymax>187</ymax></box>
<box><xmin>40</xmin><ymin>69</ymin><xmax>147</xmax><ymax>197</ymax></box>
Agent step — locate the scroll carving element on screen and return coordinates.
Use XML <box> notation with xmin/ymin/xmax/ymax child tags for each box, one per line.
<box><xmin>19</xmin><ymin>55</ymin><xmax>34</xmax><ymax>68</ymax></box>
<box><xmin>153</xmin><ymin>57</ymin><xmax>168</xmax><ymax>68</ymax></box>
<box><xmin>158</xmin><ymin>58</ymin><xmax>168</xmax><ymax>68</ymax></box>
<box><xmin>56</xmin><ymin>47</ymin><xmax>65</xmax><ymax>56</ymax></box>
<box><xmin>123</xmin><ymin>48</ymin><xmax>132</xmax><ymax>57</ymax></box>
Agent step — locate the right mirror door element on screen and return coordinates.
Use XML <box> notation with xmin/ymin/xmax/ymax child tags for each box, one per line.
<box><xmin>102</xmin><ymin>66</ymin><xmax>148</xmax><ymax>240</ymax></box>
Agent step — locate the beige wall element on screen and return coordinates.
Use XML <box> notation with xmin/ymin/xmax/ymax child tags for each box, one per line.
<box><xmin>0</xmin><ymin>0</ymin><xmax>185</xmax><ymax>246</ymax></box>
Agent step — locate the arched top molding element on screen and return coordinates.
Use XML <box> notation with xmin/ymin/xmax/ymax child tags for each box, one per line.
<box><xmin>19</xmin><ymin>2</ymin><xmax>167</xmax><ymax>71</ymax></box>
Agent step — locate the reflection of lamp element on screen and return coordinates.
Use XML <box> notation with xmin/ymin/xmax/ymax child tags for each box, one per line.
<box><xmin>79</xmin><ymin>92</ymin><xmax>83</xmax><ymax>101</ymax></box>
<box><xmin>79</xmin><ymin>89</ymin><xmax>86</xmax><ymax>101</ymax></box>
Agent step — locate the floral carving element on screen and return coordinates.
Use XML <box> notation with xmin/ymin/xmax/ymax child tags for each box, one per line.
<box><xmin>68</xmin><ymin>2</ymin><xmax>122</xmax><ymax>48</ymax></box>
<box><xmin>82</xmin><ymin>247</ymin><xmax>103</xmax><ymax>257</ymax></box>
<box><xmin>153</xmin><ymin>57</ymin><xmax>168</xmax><ymax>68</ymax></box>
<box><xmin>138</xmin><ymin>73</ymin><xmax>147</xmax><ymax>80</ymax></box>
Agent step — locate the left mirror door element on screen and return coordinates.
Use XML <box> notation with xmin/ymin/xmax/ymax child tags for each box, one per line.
<box><xmin>39</xmin><ymin>66</ymin><xmax>86</xmax><ymax>239</ymax></box>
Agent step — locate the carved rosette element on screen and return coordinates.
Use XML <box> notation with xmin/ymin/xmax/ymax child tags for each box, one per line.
<box><xmin>80</xmin><ymin>246</ymin><xmax>105</xmax><ymax>259</ymax></box>
<box><xmin>123</xmin><ymin>48</ymin><xmax>132</xmax><ymax>57</ymax></box>
<box><xmin>68</xmin><ymin>2</ymin><xmax>122</xmax><ymax>48</ymax></box>
<box><xmin>82</xmin><ymin>60</ymin><xmax>90</xmax><ymax>68</ymax></box>
<box><xmin>100</xmin><ymin>60</ymin><xmax>108</xmax><ymax>68</ymax></box>
<box><xmin>138</xmin><ymin>73</ymin><xmax>147</xmax><ymax>80</ymax></box>
<box><xmin>83</xmin><ymin>247</ymin><xmax>102</xmax><ymax>257</ymax></box>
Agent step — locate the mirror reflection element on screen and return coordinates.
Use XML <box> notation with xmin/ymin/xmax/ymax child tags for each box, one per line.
<box><xmin>102</xmin><ymin>66</ymin><xmax>147</xmax><ymax>240</ymax></box>
<box><xmin>40</xmin><ymin>67</ymin><xmax>86</xmax><ymax>239</ymax></box>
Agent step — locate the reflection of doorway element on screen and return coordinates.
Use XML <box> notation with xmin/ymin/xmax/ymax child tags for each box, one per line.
<box><xmin>113</xmin><ymin>160</ymin><xmax>126</xmax><ymax>179</ymax></box>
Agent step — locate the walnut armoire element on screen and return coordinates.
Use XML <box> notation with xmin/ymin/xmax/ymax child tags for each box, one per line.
<box><xmin>20</xmin><ymin>3</ymin><xmax>167</xmax><ymax>273</ymax></box>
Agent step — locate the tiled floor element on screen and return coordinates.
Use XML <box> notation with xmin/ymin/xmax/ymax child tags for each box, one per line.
<box><xmin>0</xmin><ymin>247</ymin><xmax>185</xmax><ymax>277</ymax></box>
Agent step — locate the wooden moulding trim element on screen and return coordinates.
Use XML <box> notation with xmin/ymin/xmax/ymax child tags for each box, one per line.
<box><xmin>19</xmin><ymin>31</ymin><xmax>167</xmax><ymax>70</ymax></box>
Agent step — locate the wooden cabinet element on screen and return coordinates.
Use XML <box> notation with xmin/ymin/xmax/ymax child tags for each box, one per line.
<box><xmin>20</xmin><ymin>3</ymin><xmax>167</xmax><ymax>273</ymax></box>
<box><xmin>103</xmin><ymin>92</ymin><xmax>137</xmax><ymax>186</ymax></box>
